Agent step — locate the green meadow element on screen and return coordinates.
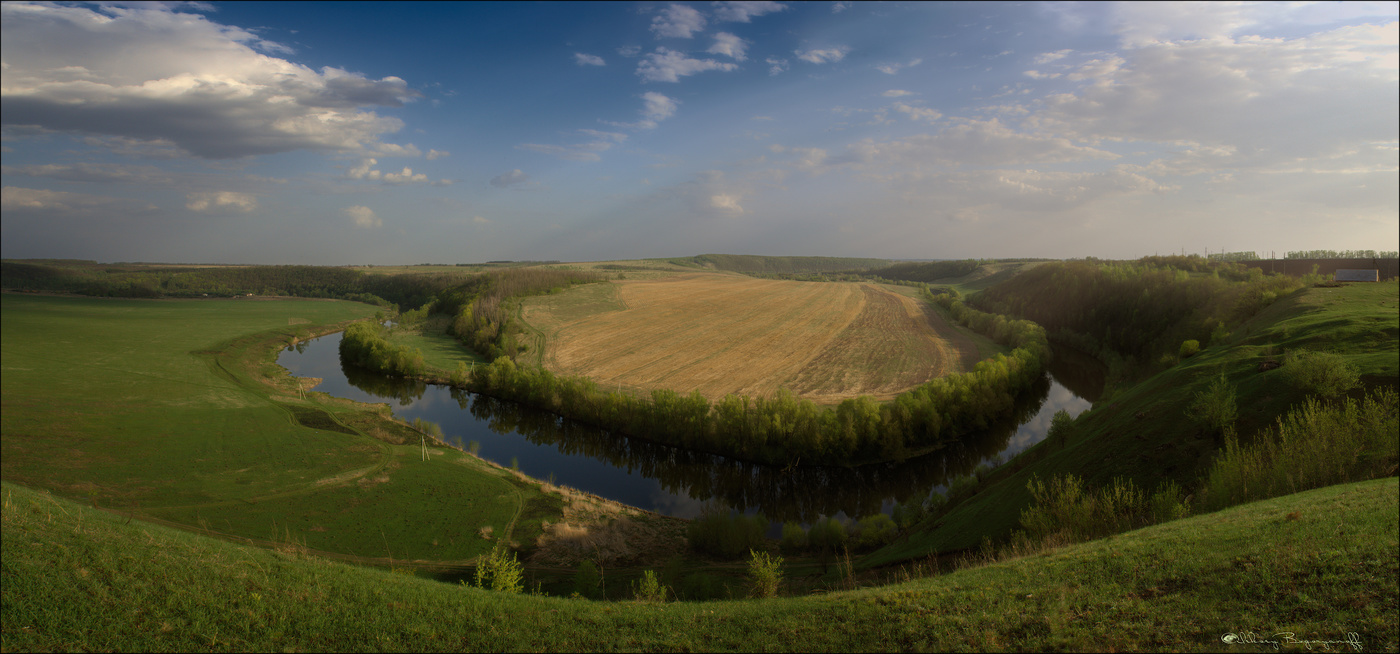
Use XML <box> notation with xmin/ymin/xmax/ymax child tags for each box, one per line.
<box><xmin>0</xmin><ymin>294</ymin><xmax>558</xmax><ymax>564</ymax></box>
<box><xmin>3</xmin><ymin>477</ymin><xmax>1395</xmax><ymax>651</ymax></box>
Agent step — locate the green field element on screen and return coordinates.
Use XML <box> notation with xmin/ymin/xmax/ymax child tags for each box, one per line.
<box><xmin>3</xmin><ymin>477</ymin><xmax>1394</xmax><ymax>651</ymax></box>
<box><xmin>0</xmin><ymin>294</ymin><xmax>560</xmax><ymax>563</ymax></box>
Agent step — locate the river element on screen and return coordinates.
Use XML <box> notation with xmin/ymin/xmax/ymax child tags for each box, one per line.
<box><xmin>278</xmin><ymin>332</ymin><xmax>1103</xmax><ymax>523</ymax></box>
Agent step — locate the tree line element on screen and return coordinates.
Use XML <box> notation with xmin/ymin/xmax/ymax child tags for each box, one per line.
<box><xmin>446</xmin><ymin>286</ymin><xmax>1050</xmax><ymax>467</ymax></box>
<box><xmin>969</xmin><ymin>255</ymin><xmax>1303</xmax><ymax>371</ymax></box>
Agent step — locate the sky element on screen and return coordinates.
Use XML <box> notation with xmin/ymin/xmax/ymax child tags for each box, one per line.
<box><xmin>1</xmin><ymin>1</ymin><xmax>1397</xmax><ymax>265</ymax></box>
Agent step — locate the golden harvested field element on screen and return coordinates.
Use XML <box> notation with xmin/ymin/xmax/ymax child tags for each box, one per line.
<box><xmin>519</xmin><ymin>273</ymin><xmax>981</xmax><ymax>404</ymax></box>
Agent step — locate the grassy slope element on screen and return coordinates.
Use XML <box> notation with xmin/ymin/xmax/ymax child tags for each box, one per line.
<box><xmin>873</xmin><ymin>280</ymin><xmax>1399</xmax><ymax>564</ymax></box>
<box><xmin>4</xmin><ymin>477</ymin><xmax>1395</xmax><ymax>652</ymax></box>
<box><xmin>0</xmin><ymin>294</ymin><xmax>558</xmax><ymax>564</ymax></box>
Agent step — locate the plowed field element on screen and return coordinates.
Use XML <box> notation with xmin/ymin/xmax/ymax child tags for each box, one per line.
<box><xmin>520</xmin><ymin>273</ymin><xmax>980</xmax><ymax>403</ymax></box>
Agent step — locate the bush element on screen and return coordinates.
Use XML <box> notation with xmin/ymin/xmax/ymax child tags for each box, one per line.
<box><xmin>1189</xmin><ymin>373</ymin><xmax>1238</xmax><ymax>436</ymax></box>
<box><xmin>474</xmin><ymin>546</ymin><xmax>523</xmax><ymax>593</ymax></box>
<box><xmin>633</xmin><ymin>570</ymin><xmax>669</xmax><ymax>602</ymax></box>
<box><xmin>1047</xmin><ymin>409</ymin><xmax>1074</xmax><ymax>448</ymax></box>
<box><xmin>1019</xmin><ymin>474</ymin><xmax>1191</xmax><ymax>547</ymax></box>
<box><xmin>747</xmin><ymin>549</ymin><xmax>784</xmax><ymax>599</ymax></box>
<box><xmin>573</xmin><ymin>560</ymin><xmax>602</xmax><ymax>599</ymax></box>
<box><xmin>779</xmin><ymin>522</ymin><xmax>808</xmax><ymax>553</ymax></box>
<box><xmin>1283</xmin><ymin>350</ymin><xmax>1360</xmax><ymax>399</ymax></box>
<box><xmin>854</xmin><ymin>514</ymin><xmax>897</xmax><ymax>550</ymax></box>
<box><xmin>1202</xmin><ymin>387</ymin><xmax>1398</xmax><ymax>511</ymax></box>
<box><xmin>1179</xmin><ymin>339</ymin><xmax>1200</xmax><ymax>358</ymax></box>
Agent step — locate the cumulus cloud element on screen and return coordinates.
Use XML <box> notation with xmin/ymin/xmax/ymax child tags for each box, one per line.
<box><xmin>186</xmin><ymin>191</ymin><xmax>258</xmax><ymax>213</ymax></box>
<box><xmin>882</xmin><ymin>89</ymin><xmax>913</xmax><ymax>98</ymax></box>
<box><xmin>712</xmin><ymin>1</ymin><xmax>787</xmax><ymax>23</ymax></box>
<box><xmin>1029</xmin><ymin>23</ymin><xmax>1400</xmax><ymax>168</ymax></box>
<box><xmin>651</xmin><ymin>4</ymin><xmax>707</xmax><ymax>39</ymax></box>
<box><xmin>766</xmin><ymin>56</ymin><xmax>789</xmax><ymax>75</ymax></box>
<box><xmin>346</xmin><ymin>157</ymin><xmax>442</xmax><ymax>184</ymax></box>
<box><xmin>345</xmin><ymin>205</ymin><xmax>381</xmax><ymax>228</ymax></box>
<box><xmin>575</xmin><ymin>53</ymin><xmax>606</xmax><ymax>66</ymax></box>
<box><xmin>0</xmin><ymin>3</ymin><xmax>421</xmax><ymax>159</ymax></box>
<box><xmin>637</xmin><ymin>48</ymin><xmax>740</xmax><ymax>82</ymax></box>
<box><xmin>796</xmin><ymin>46</ymin><xmax>851</xmax><ymax>64</ymax></box>
<box><xmin>709</xmin><ymin>193</ymin><xmax>744</xmax><ymax>214</ymax></box>
<box><xmin>426</xmin><ymin>149</ymin><xmax>449</xmax><ymax>160</ymax></box>
<box><xmin>490</xmin><ymin>169</ymin><xmax>530</xmax><ymax>188</ymax></box>
<box><xmin>708</xmin><ymin>32</ymin><xmax>748</xmax><ymax>60</ymax></box>
<box><xmin>641</xmin><ymin>92</ymin><xmax>679</xmax><ymax>126</ymax></box>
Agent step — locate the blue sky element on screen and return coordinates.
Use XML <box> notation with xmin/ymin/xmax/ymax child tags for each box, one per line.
<box><xmin>2</xmin><ymin>1</ymin><xmax>1396</xmax><ymax>264</ymax></box>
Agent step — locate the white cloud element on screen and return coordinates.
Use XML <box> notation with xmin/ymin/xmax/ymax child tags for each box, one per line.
<box><xmin>519</xmin><ymin>129</ymin><xmax>627</xmax><ymax>161</ymax></box>
<box><xmin>1023</xmin><ymin>70</ymin><xmax>1062</xmax><ymax>80</ymax></box>
<box><xmin>0</xmin><ymin>162</ymin><xmax>173</xmax><ymax>184</ymax></box>
<box><xmin>490</xmin><ymin>169</ymin><xmax>530</xmax><ymax>188</ymax></box>
<box><xmin>637</xmin><ymin>48</ymin><xmax>739</xmax><ymax>82</ymax></box>
<box><xmin>617</xmin><ymin>45</ymin><xmax>642</xmax><ymax>57</ymax></box>
<box><xmin>0</xmin><ymin>3</ymin><xmax>421</xmax><ymax>159</ymax></box>
<box><xmin>712</xmin><ymin>1</ymin><xmax>787</xmax><ymax>23</ymax></box>
<box><xmin>892</xmin><ymin>102</ymin><xmax>941</xmax><ymax>123</ymax></box>
<box><xmin>876</xmin><ymin>58</ymin><xmax>921</xmax><ymax>74</ymax></box>
<box><xmin>641</xmin><ymin>92</ymin><xmax>679</xmax><ymax>125</ymax></box>
<box><xmin>473</xmin><ymin>215</ymin><xmax>491</xmax><ymax>225</ymax></box>
<box><xmin>766</xmin><ymin>56</ymin><xmax>790</xmax><ymax>75</ymax></box>
<box><xmin>1034</xmin><ymin>49</ymin><xmax>1073</xmax><ymax>64</ymax></box>
<box><xmin>1030</xmin><ymin>23</ymin><xmax>1400</xmax><ymax>169</ymax></box>
<box><xmin>1</xmin><ymin>186</ymin><xmax>156</xmax><ymax>214</ymax></box>
<box><xmin>426</xmin><ymin>149</ymin><xmax>449</xmax><ymax>160</ymax></box>
<box><xmin>651</xmin><ymin>4</ymin><xmax>707</xmax><ymax>39</ymax></box>
<box><xmin>710</xmin><ymin>193</ymin><xmax>744</xmax><ymax>215</ymax></box>
<box><xmin>708</xmin><ymin>32</ymin><xmax>748</xmax><ymax>60</ymax></box>
<box><xmin>832</xmin><ymin>2</ymin><xmax>850</xmax><ymax>13</ymax></box>
<box><xmin>796</xmin><ymin>46</ymin><xmax>851</xmax><ymax>64</ymax></box>
<box><xmin>345</xmin><ymin>205</ymin><xmax>381</xmax><ymax>228</ymax></box>
<box><xmin>346</xmin><ymin>157</ymin><xmax>439</xmax><ymax>184</ymax></box>
<box><xmin>575</xmin><ymin>53</ymin><xmax>606</xmax><ymax>66</ymax></box>
<box><xmin>882</xmin><ymin>89</ymin><xmax>914</xmax><ymax>98</ymax></box>
<box><xmin>186</xmin><ymin>191</ymin><xmax>258</xmax><ymax>213</ymax></box>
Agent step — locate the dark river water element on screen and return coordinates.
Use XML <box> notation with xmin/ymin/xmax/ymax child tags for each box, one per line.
<box><xmin>278</xmin><ymin>333</ymin><xmax>1103</xmax><ymax>523</ymax></box>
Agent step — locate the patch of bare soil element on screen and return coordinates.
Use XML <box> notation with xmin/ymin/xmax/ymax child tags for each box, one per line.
<box><xmin>528</xmin><ymin>483</ymin><xmax>688</xmax><ymax>568</ymax></box>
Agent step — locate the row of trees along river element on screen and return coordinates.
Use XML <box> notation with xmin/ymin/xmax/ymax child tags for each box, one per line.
<box><xmin>342</xmin><ymin>269</ymin><xmax>1051</xmax><ymax>467</ymax></box>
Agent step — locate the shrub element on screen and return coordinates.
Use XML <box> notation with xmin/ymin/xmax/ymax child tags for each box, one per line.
<box><xmin>474</xmin><ymin>546</ymin><xmax>523</xmax><ymax>593</ymax></box>
<box><xmin>747</xmin><ymin>550</ymin><xmax>784</xmax><ymax>599</ymax></box>
<box><xmin>573</xmin><ymin>560</ymin><xmax>602</xmax><ymax>599</ymax></box>
<box><xmin>1283</xmin><ymin>350</ymin><xmax>1360</xmax><ymax>399</ymax></box>
<box><xmin>1189</xmin><ymin>373</ymin><xmax>1238</xmax><ymax>436</ymax></box>
<box><xmin>806</xmin><ymin>517</ymin><xmax>846</xmax><ymax>553</ymax></box>
<box><xmin>779</xmin><ymin>522</ymin><xmax>808</xmax><ymax>553</ymax></box>
<box><xmin>1019</xmin><ymin>474</ymin><xmax>1191</xmax><ymax>547</ymax></box>
<box><xmin>1179</xmin><ymin>339</ymin><xmax>1200</xmax><ymax>358</ymax></box>
<box><xmin>1047</xmin><ymin>409</ymin><xmax>1074</xmax><ymax>448</ymax></box>
<box><xmin>633</xmin><ymin>570</ymin><xmax>669</xmax><ymax>603</ymax></box>
<box><xmin>854</xmin><ymin>514</ymin><xmax>898</xmax><ymax>550</ymax></box>
<box><xmin>1202</xmin><ymin>387</ymin><xmax>1398</xmax><ymax>511</ymax></box>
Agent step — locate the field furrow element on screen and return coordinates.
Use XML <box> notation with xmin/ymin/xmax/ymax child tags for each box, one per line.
<box><xmin>524</xmin><ymin>273</ymin><xmax>978</xmax><ymax>403</ymax></box>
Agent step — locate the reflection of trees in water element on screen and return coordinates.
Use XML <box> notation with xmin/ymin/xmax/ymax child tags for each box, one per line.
<box><xmin>342</xmin><ymin>361</ymin><xmax>427</xmax><ymax>407</ymax></box>
<box><xmin>332</xmin><ymin>347</ymin><xmax>1090</xmax><ymax>523</ymax></box>
<box><xmin>1046</xmin><ymin>346</ymin><xmax>1106</xmax><ymax>403</ymax></box>
<box><xmin>461</xmin><ymin>375</ymin><xmax>1050</xmax><ymax>523</ymax></box>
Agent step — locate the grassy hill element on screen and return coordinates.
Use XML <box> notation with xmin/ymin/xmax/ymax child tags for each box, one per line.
<box><xmin>0</xmin><ymin>294</ymin><xmax>563</xmax><ymax>564</ymax></box>
<box><xmin>870</xmin><ymin>277</ymin><xmax>1398</xmax><ymax>564</ymax></box>
<box><xmin>4</xmin><ymin>477</ymin><xmax>1395</xmax><ymax>651</ymax></box>
<box><xmin>673</xmin><ymin>254</ymin><xmax>891</xmax><ymax>274</ymax></box>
